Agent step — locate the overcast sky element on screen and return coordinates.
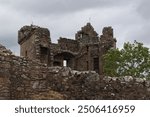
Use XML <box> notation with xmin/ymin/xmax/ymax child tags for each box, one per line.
<box><xmin>0</xmin><ymin>0</ymin><xmax>150</xmax><ymax>55</ymax></box>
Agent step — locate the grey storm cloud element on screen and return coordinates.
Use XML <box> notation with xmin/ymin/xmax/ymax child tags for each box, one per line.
<box><xmin>0</xmin><ymin>0</ymin><xmax>150</xmax><ymax>55</ymax></box>
<box><xmin>2</xmin><ymin>0</ymin><xmax>130</xmax><ymax>15</ymax></box>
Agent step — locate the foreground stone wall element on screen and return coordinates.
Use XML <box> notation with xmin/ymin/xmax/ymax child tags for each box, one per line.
<box><xmin>0</xmin><ymin>44</ymin><xmax>150</xmax><ymax>99</ymax></box>
<box><xmin>0</xmin><ymin>44</ymin><xmax>62</xmax><ymax>99</ymax></box>
<box><xmin>0</xmin><ymin>44</ymin><xmax>12</xmax><ymax>99</ymax></box>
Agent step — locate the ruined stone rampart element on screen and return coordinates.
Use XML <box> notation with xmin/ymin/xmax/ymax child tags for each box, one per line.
<box><xmin>17</xmin><ymin>23</ymin><xmax>117</xmax><ymax>75</ymax></box>
<box><xmin>0</xmin><ymin>44</ymin><xmax>150</xmax><ymax>100</ymax></box>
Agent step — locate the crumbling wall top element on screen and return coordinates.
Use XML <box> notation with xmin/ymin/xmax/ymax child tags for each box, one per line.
<box><xmin>18</xmin><ymin>25</ymin><xmax>50</xmax><ymax>44</ymax></box>
<box><xmin>75</xmin><ymin>23</ymin><xmax>99</xmax><ymax>44</ymax></box>
<box><xmin>58</xmin><ymin>37</ymin><xmax>77</xmax><ymax>44</ymax></box>
<box><xmin>102</xmin><ymin>26</ymin><xmax>114</xmax><ymax>38</ymax></box>
<box><xmin>0</xmin><ymin>44</ymin><xmax>12</xmax><ymax>55</ymax></box>
<box><xmin>75</xmin><ymin>23</ymin><xmax>98</xmax><ymax>38</ymax></box>
<box><xmin>100</xmin><ymin>27</ymin><xmax>117</xmax><ymax>53</ymax></box>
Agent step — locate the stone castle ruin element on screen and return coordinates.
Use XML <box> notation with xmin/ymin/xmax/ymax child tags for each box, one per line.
<box><xmin>0</xmin><ymin>23</ymin><xmax>150</xmax><ymax>100</ymax></box>
<box><xmin>18</xmin><ymin>23</ymin><xmax>116</xmax><ymax>75</ymax></box>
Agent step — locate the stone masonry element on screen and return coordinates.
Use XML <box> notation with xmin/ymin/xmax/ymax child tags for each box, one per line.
<box><xmin>0</xmin><ymin>23</ymin><xmax>150</xmax><ymax>100</ymax></box>
<box><xmin>0</xmin><ymin>44</ymin><xmax>150</xmax><ymax>99</ymax></box>
<box><xmin>18</xmin><ymin>23</ymin><xmax>116</xmax><ymax>75</ymax></box>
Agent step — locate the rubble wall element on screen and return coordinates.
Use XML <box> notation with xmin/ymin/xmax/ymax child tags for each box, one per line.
<box><xmin>0</xmin><ymin>44</ymin><xmax>150</xmax><ymax>100</ymax></box>
<box><xmin>0</xmin><ymin>44</ymin><xmax>63</xmax><ymax>99</ymax></box>
<box><xmin>20</xmin><ymin>34</ymin><xmax>36</xmax><ymax>59</ymax></box>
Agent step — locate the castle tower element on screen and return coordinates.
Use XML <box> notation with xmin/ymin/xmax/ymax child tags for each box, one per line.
<box><xmin>18</xmin><ymin>25</ymin><xmax>52</xmax><ymax>65</ymax></box>
<box><xmin>100</xmin><ymin>26</ymin><xmax>117</xmax><ymax>53</ymax></box>
<box><xmin>75</xmin><ymin>23</ymin><xmax>99</xmax><ymax>45</ymax></box>
<box><xmin>75</xmin><ymin>23</ymin><xmax>100</xmax><ymax>73</ymax></box>
<box><xmin>99</xmin><ymin>26</ymin><xmax>117</xmax><ymax>75</ymax></box>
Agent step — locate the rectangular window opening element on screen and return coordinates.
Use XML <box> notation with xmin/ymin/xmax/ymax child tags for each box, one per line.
<box><xmin>40</xmin><ymin>47</ymin><xmax>48</xmax><ymax>55</ymax></box>
<box><xmin>63</xmin><ymin>60</ymin><xmax>67</xmax><ymax>67</ymax></box>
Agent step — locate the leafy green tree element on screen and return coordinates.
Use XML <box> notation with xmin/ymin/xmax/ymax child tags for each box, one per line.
<box><xmin>104</xmin><ymin>41</ymin><xmax>150</xmax><ymax>78</ymax></box>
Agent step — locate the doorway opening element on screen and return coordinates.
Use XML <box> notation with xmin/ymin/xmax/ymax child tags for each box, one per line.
<box><xmin>63</xmin><ymin>60</ymin><xmax>67</xmax><ymax>67</ymax></box>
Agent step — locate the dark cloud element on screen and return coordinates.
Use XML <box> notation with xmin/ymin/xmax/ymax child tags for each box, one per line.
<box><xmin>3</xmin><ymin>0</ymin><xmax>130</xmax><ymax>15</ymax></box>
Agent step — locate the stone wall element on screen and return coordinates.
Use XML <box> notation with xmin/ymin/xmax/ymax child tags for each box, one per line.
<box><xmin>58</xmin><ymin>37</ymin><xmax>79</xmax><ymax>52</ymax></box>
<box><xmin>0</xmin><ymin>44</ymin><xmax>12</xmax><ymax>99</ymax></box>
<box><xmin>18</xmin><ymin>25</ymin><xmax>51</xmax><ymax>63</ymax></box>
<box><xmin>18</xmin><ymin>23</ymin><xmax>117</xmax><ymax>75</ymax></box>
<box><xmin>75</xmin><ymin>23</ymin><xmax>99</xmax><ymax>44</ymax></box>
<box><xmin>0</xmin><ymin>44</ymin><xmax>150</xmax><ymax>100</ymax></box>
<box><xmin>0</xmin><ymin>44</ymin><xmax>63</xmax><ymax>99</ymax></box>
<box><xmin>100</xmin><ymin>27</ymin><xmax>116</xmax><ymax>53</ymax></box>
